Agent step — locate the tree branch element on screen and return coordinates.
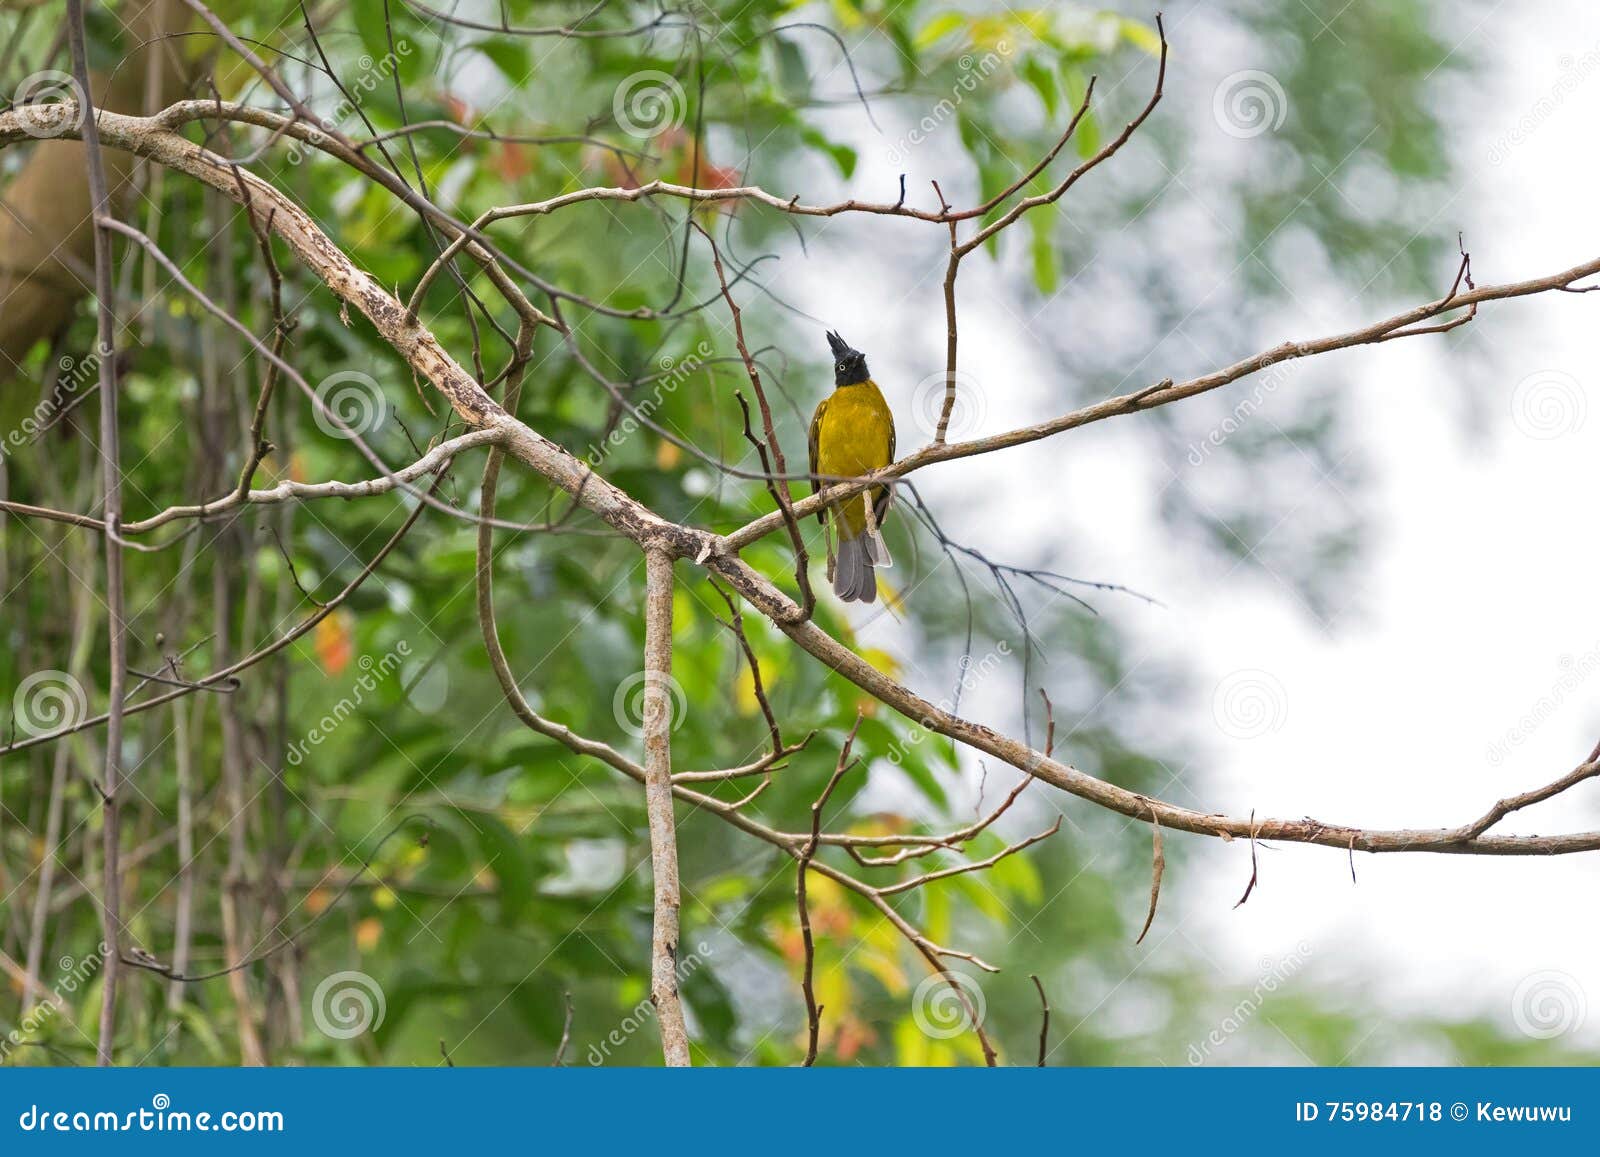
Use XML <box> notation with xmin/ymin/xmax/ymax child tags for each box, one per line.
<box><xmin>65</xmin><ymin>0</ymin><xmax>124</xmax><ymax>1067</ymax></box>
<box><xmin>643</xmin><ymin>548</ymin><xmax>691</xmax><ymax>1066</ymax></box>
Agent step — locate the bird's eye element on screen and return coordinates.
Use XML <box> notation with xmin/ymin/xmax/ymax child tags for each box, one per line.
<box><xmin>835</xmin><ymin>362</ymin><xmax>844</xmax><ymax>371</ymax></box>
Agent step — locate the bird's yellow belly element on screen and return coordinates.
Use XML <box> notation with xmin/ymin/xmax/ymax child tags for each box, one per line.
<box><xmin>815</xmin><ymin>384</ymin><xmax>891</xmax><ymax>534</ymax></box>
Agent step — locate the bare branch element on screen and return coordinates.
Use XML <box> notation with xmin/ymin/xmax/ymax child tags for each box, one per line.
<box><xmin>1030</xmin><ymin>974</ymin><xmax>1050</xmax><ymax>1067</ymax></box>
<box><xmin>643</xmin><ymin>548</ymin><xmax>691</xmax><ymax>1067</ymax></box>
<box><xmin>877</xmin><ymin>818</ymin><xmax>1061</xmax><ymax>896</ymax></box>
<box><xmin>798</xmin><ymin>714</ymin><xmax>863</xmax><ymax>1066</ymax></box>
<box><xmin>1135</xmin><ymin>814</ymin><xmax>1164</xmax><ymax>946</ymax></box>
<box><xmin>65</xmin><ymin>0</ymin><xmax>124</xmax><ymax>1066</ymax></box>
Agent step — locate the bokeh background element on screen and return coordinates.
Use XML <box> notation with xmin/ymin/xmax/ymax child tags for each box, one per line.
<box><xmin>1</xmin><ymin>0</ymin><xmax>1596</xmax><ymax>1065</ymax></box>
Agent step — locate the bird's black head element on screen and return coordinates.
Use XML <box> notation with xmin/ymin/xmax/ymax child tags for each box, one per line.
<box><xmin>827</xmin><ymin>330</ymin><xmax>870</xmax><ymax>387</ymax></box>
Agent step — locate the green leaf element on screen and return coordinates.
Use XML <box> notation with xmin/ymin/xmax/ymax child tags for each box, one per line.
<box><xmin>1030</xmin><ymin>209</ymin><xmax>1059</xmax><ymax>295</ymax></box>
<box><xmin>474</xmin><ymin>38</ymin><xmax>530</xmax><ymax>82</ymax></box>
<box><xmin>915</xmin><ymin>12</ymin><xmax>968</xmax><ymax>49</ymax></box>
<box><xmin>473</xmin><ymin>814</ymin><xmax>535</xmax><ymax>923</ymax></box>
<box><xmin>172</xmin><ymin>1003</ymin><xmax>232</xmax><ymax>1063</ymax></box>
<box><xmin>1020</xmin><ymin>55</ymin><xmax>1059</xmax><ymax>119</ymax></box>
<box><xmin>801</xmin><ymin>127</ymin><xmax>857</xmax><ymax>178</ymax></box>
<box><xmin>773</xmin><ymin>37</ymin><xmax>810</xmax><ymax>101</ymax></box>
<box><xmin>683</xmin><ymin>963</ymin><xmax>737</xmax><ymax>1045</ymax></box>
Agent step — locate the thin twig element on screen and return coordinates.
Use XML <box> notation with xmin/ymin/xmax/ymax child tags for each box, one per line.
<box><xmin>1135</xmin><ymin>813</ymin><xmax>1165</xmax><ymax>945</ymax></box>
<box><xmin>1030</xmin><ymin>974</ymin><xmax>1050</xmax><ymax>1067</ymax></box>
<box><xmin>552</xmin><ymin>992</ymin><xmax>574</xmax><ymax>1066</ymax></box>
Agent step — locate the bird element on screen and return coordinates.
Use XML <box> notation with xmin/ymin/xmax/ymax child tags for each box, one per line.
<box><xmin>809</xmin><ymin>330</ymin><xmax>895</xmax><ymax>603</ymax></box>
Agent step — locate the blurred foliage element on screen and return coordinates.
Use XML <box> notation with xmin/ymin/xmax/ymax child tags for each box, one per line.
<box><xmin>0</xmin><ymin>0</ymin><xmax>1587</xmax><ymax>1068</ymax></box>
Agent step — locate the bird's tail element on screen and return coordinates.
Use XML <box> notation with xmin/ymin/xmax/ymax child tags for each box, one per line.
<box><xmin>833</xmin><ymin>530</ymin><xmax>888</xmax><ymax>603</ymax></box>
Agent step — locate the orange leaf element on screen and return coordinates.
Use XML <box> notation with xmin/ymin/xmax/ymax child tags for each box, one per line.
<box><xmin>315</xmin><ymin>612</ymin><xmax>354</xmax><ymax>676</ymax></box>
<box><xmin>491</xmin><ymin>141</ymin><xmax>531</xmax><ymax>184</ymax></box>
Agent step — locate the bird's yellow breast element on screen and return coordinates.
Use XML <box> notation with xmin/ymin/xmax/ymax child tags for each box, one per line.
<box><xmin>814</xmin><ymin>380</ymin><xmax>893</xmax><ymax>535</ymax></box>
<box><xmin>814</xmin><ymin>381</ymin><xmax>893</xmax><ymax>478</ymax></box>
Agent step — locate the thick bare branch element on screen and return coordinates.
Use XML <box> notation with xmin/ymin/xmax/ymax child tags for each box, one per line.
<box><xmin>643</xmin><ymin>549</ymin><xmax>691</xmax><ymax>1067</ymax></box>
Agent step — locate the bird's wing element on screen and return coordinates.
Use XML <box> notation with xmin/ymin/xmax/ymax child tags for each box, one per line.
<box><xmin>873</xmin><ymin>398</ymin><xmax>895</xmax><ymax>527</ymax></box>
<box><xmin>808</xmin><ymin>395</ymin><xmax>828</xmax><ymax>524</ymax></box>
